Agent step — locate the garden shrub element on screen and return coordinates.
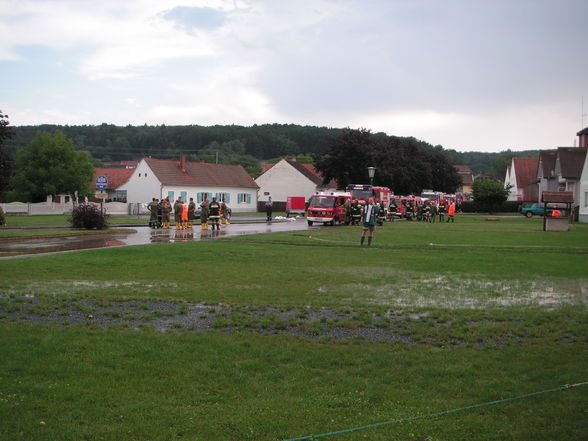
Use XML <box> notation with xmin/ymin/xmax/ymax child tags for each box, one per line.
<box><xmin>69</xmin><ymin>203</ymin><xmax>108</xmax><ymax>229</ymax></box>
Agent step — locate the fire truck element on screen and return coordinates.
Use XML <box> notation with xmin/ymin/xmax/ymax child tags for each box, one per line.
<box><xmin>346</xmin><ymin>184</ymin><xmax>391</xmax><ymax>206</ymax></box>
<box><xmin>306</xmin><ymin>192</ymin><xmax>351</xmax><ymax>226</ymax></box>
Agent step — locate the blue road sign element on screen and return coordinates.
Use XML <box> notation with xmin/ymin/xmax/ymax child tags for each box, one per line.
<box><xmin>96</xmin><ymin>175</ymin><xmax>108</xmax><ymax>190</ymax></box>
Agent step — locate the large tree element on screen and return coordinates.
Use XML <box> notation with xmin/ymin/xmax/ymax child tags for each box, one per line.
<box><xmin>0</xmin><ymin>110</ymin><xmax>15</xmax><ymax>200</ymax></box>
<box><xmin>472</xmin><ymin>179</ymin><xmax>510</xmax><ymax>213</ymax></box>
<box><xmin>10</xmin><ymin>130</ymin><xmax>95</xmax><ymax>202</ymax></box>
<box><xmin>314</xmin><ymin>128</ymin><xmax>459</xmax><ymax>195</ymax></box>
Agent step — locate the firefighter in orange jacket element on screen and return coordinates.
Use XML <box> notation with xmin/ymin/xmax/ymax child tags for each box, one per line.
<box><xmin>447</xmin><ymin>201</ymin><xmax>456</xmax><ymax>222</ymax></box>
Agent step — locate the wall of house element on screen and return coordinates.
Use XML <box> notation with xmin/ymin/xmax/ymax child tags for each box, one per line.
<box><xmin>255</xmin><ymin>160</ymin><xmax>318</xmax><ymax>202</ymax></box>
<box><xmin>579</xmin><ymin>155</ymin><xmax>588</xmax><ymax>223</ymax></box>
<box><xmin>117</xmin><ymin>160</ymin><xmax>163</xmax><ymax>204</ymax></box>
<box><xmin>161</xmin><ymin>185</ymin><xmax>257</xmax><ymax>213</ymax></box>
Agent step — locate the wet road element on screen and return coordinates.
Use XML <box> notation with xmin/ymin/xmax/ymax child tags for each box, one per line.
<box><xmin>0</xmin><ymin>219</ymin><xmax>316</xmax><ymax>259</ymax></box>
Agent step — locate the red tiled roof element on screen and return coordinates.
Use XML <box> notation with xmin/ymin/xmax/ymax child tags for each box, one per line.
<box><xmin>454</xmin><ymin>165</ymin><xmax>474</xmax><ymax>185</ymax></box>
<box><xmin>93</xmin><ymin>168</ymin><xmax>134</xmax><ymax>190</ymax></box>
<box><xmin>512</xmin><ymin>158</ymin><xmax>539</xmax><ymax>188</ymax></box>
<box><xmin>145</xmin><ymin>158</ymin><xmax>258</xmax><ymax>188</ymax></box>
<box><xmin>102</xmin><ymin>161</ymin><xmax>138</xmax><ymax>168</ymax></box>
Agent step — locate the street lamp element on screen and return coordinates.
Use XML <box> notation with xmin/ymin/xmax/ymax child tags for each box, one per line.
<box><xmin>367</xmin><ymin>166</ymin><xmax>376</xmax><ymax>185</ymax></box>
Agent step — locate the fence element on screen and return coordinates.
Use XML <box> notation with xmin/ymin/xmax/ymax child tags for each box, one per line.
<box><xmin>1</xmin><ymin>201</ymin><xmax>131</xmax><ymax>216</ymax></box>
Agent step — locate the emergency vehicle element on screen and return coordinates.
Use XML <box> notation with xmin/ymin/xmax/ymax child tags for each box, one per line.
<box><xmin>306</xmin><ymin>192</ymin><xmax>351</xmax><ymax>226</ymax></box>
<box><xmin>346</xmin><ymin>184</ymin><xmax>391</xmax><ymax>206</ymax></box>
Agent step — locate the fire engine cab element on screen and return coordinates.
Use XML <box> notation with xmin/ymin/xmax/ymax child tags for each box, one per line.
<box><xmin>306</xmin><ymin>192</ymin><xmax>351</xmax><ymax>226</ymax></box>
<box><xmin>346</xmin><ymin>184</ymin><xmax>391</xmax><ymax>206</ymax></box>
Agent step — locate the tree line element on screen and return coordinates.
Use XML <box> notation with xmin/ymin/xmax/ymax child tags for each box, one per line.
<box><xmin>1</xmin><ymin>115</ymin><xmax>538</xmax><ymax>202</ymax></box>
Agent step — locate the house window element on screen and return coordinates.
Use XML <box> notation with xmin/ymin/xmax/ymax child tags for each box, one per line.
<box><xmin>197</xmin><ymin>192</ymin><xmax>213</xmax><ymax>203</ymax></box>
<box><xmin>216</xmin><ymin>192</ymin><xmax>230</xmax><ymax>203</ymax></box>
<box><xmin>139</xmin><ymin>173</ymin><xmax>142</xmax><ymax>177</ymax></box>
<box><xmin>180</xmin><ymin>191</ymin><xmax>187</xmax><ymax>202</ymax></box>
<box><xmin>238</xmin><ymin>193</ymin><xmax>252</xmax><ymax>204</ymax></box>
<box><xmin>168</xmin><ymin>191</ymin><xmax>174</xmax><ymax>201</ymax></box>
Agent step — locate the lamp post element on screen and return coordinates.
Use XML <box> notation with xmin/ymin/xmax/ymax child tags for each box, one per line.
<box><xmin>367</xmin><ymin>166</ymin><xmax>376</xmax><ymax>185</ymax></box>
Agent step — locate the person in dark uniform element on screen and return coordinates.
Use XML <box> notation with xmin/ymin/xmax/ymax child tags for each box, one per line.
<box><xmin>188</xmin><ymin>197</ymin><xmax>196</xmax><ymax>228</ymax></box>
<box><xmin>162</xmin><ymin>197</ymin><xmax>172</xmax><ymax>229</ymax></box>
<box><xmin>377</xmin><ymin>202</ymin><xmax>386</xmax><ymax>226</ymax></box>
<box><xmin>350</xmin><ymin>201</ymin><xmax>362</xmax><ymax>225</ymax></box>
<box><xmin>147</xmin><ymin>198</ymin><xmax>158</xmax><ymax>228</ymax></box>
<box><xmin>265</xmin><ymin>197</ymin><xmax>273</xmax><ymax>221</ymax></box>
<box><xmin>200</xmin><ymin>198</ymin><xmax>209</xmax><ymax>230</ymax></box>
<box><xmin>208</xmin><ymin>197</ymin><xmax>222</xmax><ymax>230</ymax></box>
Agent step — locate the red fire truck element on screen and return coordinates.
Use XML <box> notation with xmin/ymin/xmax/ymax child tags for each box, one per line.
<box><xmin>306</xmin><ymin>192</ymin><xmax>351</xmax><ymax>226</ymax></box>
<box><xmin>346</xmin><ymin>184</ymin><xmax>391</xmax><ymax>206</ymax></box>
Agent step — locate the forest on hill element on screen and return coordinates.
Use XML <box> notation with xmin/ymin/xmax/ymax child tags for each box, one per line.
<box><xmin>5</xmin><ymin>123</ymin><xmax>540</xmax><ymax>178</ymax></box>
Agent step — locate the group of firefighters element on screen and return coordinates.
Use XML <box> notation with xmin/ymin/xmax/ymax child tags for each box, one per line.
<box><xmin>147</xmin><ymin>196</ymin><xmax>231</xmax><ymax>231</ymax></box>
<box><xmin>345</xmin><ymin>198</ymin><xmax>457</xmax><ymax>226</ymax></box>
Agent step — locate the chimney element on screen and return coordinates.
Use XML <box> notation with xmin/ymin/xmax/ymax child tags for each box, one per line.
<box><xmin>179</xmin><ymin>155</ymin><xmax>186</xmax><ymax>173</ymax></box>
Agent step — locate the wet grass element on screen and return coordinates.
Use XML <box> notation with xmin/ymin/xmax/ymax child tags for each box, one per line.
<box><xmin>1</xmin><ymin>216</ymin><xmax>587</xmax><ymax>440</ymax></box>
<box><xmin>0</xmin><ymin>324</ymin><xmax>587</xmax><ymax>441</ymax></box>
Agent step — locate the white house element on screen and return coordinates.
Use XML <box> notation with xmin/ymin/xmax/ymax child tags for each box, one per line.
<box><xmin>504</xmin><ymin>157</ymin><xmax>539</xmax><ymax>202</ymax></box>
<box><xmin>579</xmin><ymin>147</ymin><xmax>588</xmax><ymax>223</ymax></box>
<box><xmin>255</xmin><ymin>159</ymin><xmax>337</xmax><ymax>203</ymax></box>
<box><xmin>118</xmin><ymin>157</ymin><xmax>259</xmax><ymax>212</ymax></box>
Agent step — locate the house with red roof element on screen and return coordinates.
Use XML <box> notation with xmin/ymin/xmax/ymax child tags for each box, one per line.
<box><xmin>92</xmin><ymin>168</ymin><xmax>134</xmax><ymax>201</ymax></box>
<box><xmin>453</xmin><ymin>165</ymin><xmax>474</xmax><ymax>196</ymax></box>
<box><xmin>255</xmin><ymin>158</ymin><xmax>337</xmax><ymax>204</ymax></box>
<box><xmin>504</xmin><ymin>157</ymin><xmax>539</xmax><ymax>202</ymax></box>
<box><xmin>117</xmin><ymin>156</ymin><xmax>258</xmax><ymax>212</ymax></box>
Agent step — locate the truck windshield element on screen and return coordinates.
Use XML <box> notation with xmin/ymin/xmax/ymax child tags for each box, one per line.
<box><xmin>351</xmin><ymin>190</ymin><xmax>374</xmax><ymax>200</ymax></box>
<box><xmin>309</xmin><ymin>196</ymin><xmax>335</xmax><ymax>208</ymax></box>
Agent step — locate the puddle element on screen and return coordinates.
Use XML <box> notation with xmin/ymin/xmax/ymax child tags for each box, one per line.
<box><xmin>0</xmin><ymin>220</ymin><xmax>315</xmax><ymax>258</ymax></box>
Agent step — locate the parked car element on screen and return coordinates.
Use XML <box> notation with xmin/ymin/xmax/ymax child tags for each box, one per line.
<box><xmin>520</xmin><ymin>202</ymin><xmax>552</xmax><ymax>218</ymax></box>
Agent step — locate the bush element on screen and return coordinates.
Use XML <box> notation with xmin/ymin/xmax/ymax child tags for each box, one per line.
<box><xmin>69</xmin><ymin>203</ymin><xmax>109</xmax><ymax>229</ymax></box>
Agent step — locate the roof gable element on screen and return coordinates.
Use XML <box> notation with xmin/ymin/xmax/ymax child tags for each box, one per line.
<box><xmin>557</xmin><ymin>148</ymin><xmax>587</xmax><ymax>179</ymax></box>
<box><xmin>512</xmin><ymin>158</ymin><xmax>539</xmax><ymax>188</ymax></box>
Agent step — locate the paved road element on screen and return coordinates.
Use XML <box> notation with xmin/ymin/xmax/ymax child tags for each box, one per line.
<box><xmin>0</xmin><ymin>218</ymin><xmax>316</xmax><ymax>259</ymax></box>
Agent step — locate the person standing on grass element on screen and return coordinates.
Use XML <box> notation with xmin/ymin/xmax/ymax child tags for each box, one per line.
<box><xmin>360</xmin><ymin>197</ymin><xmax>379</xmax><ymax>246</ymax></box>
<box><xmin>447</xmin><ymin>200</ymin><xmax>456</xmax><ymax>222</ymax></box>
<box><xmin>265</xmin><ymin>196</ymin><xmax>273</xmax><ymax>221</ymax></box>
<box><xmin>0</xmin><ymin>205</ymin><xmax>6</xmax><ymax>227</ymax></box>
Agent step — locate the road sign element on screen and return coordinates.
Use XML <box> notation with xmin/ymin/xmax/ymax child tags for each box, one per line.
<box><xmin>96</xmin><ymin>175</ymin><xmax>108</xmax><ymax>190</ymax></box>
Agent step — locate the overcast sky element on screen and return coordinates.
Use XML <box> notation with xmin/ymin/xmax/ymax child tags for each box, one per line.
<box><xmin>1</xmin><ymin>0</ymin><xmax>587</xmax><ymax>152</ymax></box>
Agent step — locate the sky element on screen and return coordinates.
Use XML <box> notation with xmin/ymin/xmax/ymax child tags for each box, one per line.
<box><xmin>1</xmin><ymin>0</ymin><xmax>587</xmax><ymax>153</ymax></box>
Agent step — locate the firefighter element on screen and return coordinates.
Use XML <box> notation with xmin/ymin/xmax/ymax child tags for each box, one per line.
<box><xmin>188</xmin><ymin>197</ymin><xmax>196</xmax><ymax>228</ymax></box>
<box><xmin>221</xmin><ymin>200</ymin><xmax>231</xmax><ymax>225</ymax></box>
<box><xmin>147</xmin><ymin>198</ymin><xmax>158</xmax><ymax>228</ymax></box>
<box><xmin>447</xmin><ymin>200</ymin><xmax>456</xmax><ymax>222</ymax></box>
<box><xmin>388</xmin><ymin>201</ymin><xmax>397</xmax><ymax>222</ymax></box>
<box><xmin>438</xmin><ymin>202</ymin><xmax>446</xmax><ymax>222</ymax></box>
<box><xmin>161</xmin><ymin>197</ymin><xmax>172</xmax><ymax>229</ymax></box>
<box><xmin>377</xmin><ymin>202</ymin><xmax>386</xmax><ymax>226</ymax></box>
<box><xmin>209</xmin><ymin>197</ymin><xmax>222</xmax><ymax>230</ymax></box>
<box><xmin>344</xmin><ymin>198</ymin><xmax>352</xmax><ymax>225</ymax></box>
<box><xmin>173</xmin><ymin>197</ymin><xmax>183</xmax><ymax>229</ymax></box>
<box><xmin>350</xmin><ymin>201</ymin><xmax>362</xmax><ymax>225</ymax></box>
<box><xmin>430</xmin><ymin>202</ymin><xmax>438</xmax><ymax>223</ymax></box>
<box><xmin>181</xmin><ymin>200</ymin><xmax>189</xmax><ymax>229</ymax></box>
<box><xmin>156</xmin><ymin>199</ymin><xmax>163</xmax><ymax>228</ymax></box>
<box><xmin>200</xmin><ymin>198</ymin><xmax>210</xmax><ymax>230</ymax></box>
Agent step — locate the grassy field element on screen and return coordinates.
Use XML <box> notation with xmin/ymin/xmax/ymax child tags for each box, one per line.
<box><xmin>1</xmin><ymin>216</ymin><xmax>587</xmax><ymax>440</ymax></box>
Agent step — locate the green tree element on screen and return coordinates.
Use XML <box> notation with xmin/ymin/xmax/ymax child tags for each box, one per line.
<box><xmin>0</xmin><ymin>110</ymin><xmax>15</xmax><ymax>200</ymax></box>
<box><xmin>472</xmin><ymin>179</ymin><xmax>511</xmax><ymax>213</ymax></box>
<box><xmin>11</xmin><ymin>130</ymin><xmax>95</xmax><ymax>202</ymax></box>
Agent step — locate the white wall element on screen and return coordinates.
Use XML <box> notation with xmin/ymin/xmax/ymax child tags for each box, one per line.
<box><xmin>579</xmin><ymin>153</ymin><xmax>588</xmax><ymax>223</ymax></box>
<box><xmin>162</xmin><ymin>185</ymin><xmax>257</xmax><ymax>213</ymax></box>
<box><xmin>117</xmin><ymin>160</ymin><xmax>162</xmax><ymax>204</ymax></box>
<box><xmin>255</xmin><ymin>160</ymin><xmax>317</xmax><ymax>202</ymax></box>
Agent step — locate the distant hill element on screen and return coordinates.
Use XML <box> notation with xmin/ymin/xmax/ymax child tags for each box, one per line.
<box><xmin>6</xmin><ymin>123</ymin><xmax>544</xmax><ymax>179</ymax></box>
